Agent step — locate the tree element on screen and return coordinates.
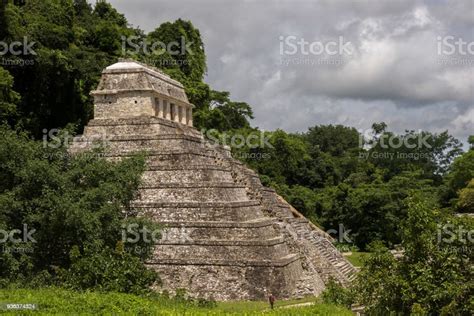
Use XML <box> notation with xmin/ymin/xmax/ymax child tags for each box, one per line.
<box><xmin>316</xmin><ymin>171</ymin><xmax>437</xmax><ymax>249</ymax></box>
<box><xmin>0</xmin><ymin>0</ymin><xmax>7</xmax><ymax>40</ymax></box>
<box><xmin>93</xmin><ymin>0</ymin><xmax>127</xmax><ymax>27</ymax></box>
<box><xmin>0</xmin><ymin>67</ymin><xmax>19</xmax><ymax>123</ymax></box>
<box><xmin>367</xmin><ymin>127</ymin><xmax>462</xmax><ymax>181</ymax></box>
<box><xmin>0</xmin><ymin>125</ymin><xmax>158</xmax><ymax>292</ymax></box>
<box><xmin>147</xmin><ymin>19</ymin><xmax>206</xmax><ymax>82</ymax></box>
<box><xmin>305</xmin><ymin>124</ymin><xmax>360</xmax><ymax>157</ymax></box>
<box><xmin>2</xmin><ymin>0</ymin><xmax>133</xmax><ymax>137</ymax></box>
<box><xmin>443</xmin><ymin>150</ymin><xmax>474</xmax><ymax>207</ymax></box>
<box><xmin>355</xmin><ymin>194</ymin><xmax>473</xmax><ymax>315</ymax></box>
<box><xmin>456</xmin><ymin>179</ymin><xmax>474</xmax><ymax>213</ymax></box>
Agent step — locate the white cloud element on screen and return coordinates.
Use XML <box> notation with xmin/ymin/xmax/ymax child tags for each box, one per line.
<box><xmin>101</xmin><ymin>0</ymin><xmax>473</xmax><ymax>146</ymax></box>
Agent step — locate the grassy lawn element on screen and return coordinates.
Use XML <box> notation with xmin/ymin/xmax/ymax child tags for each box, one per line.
<box><xmin>216</xmin><ymin>295</ymin><xmax>316</xmax><ymax>312</ymax></box>
<box><xmin>344</xmin><ymin>251</ymin><xmax>371</xmax><ymax>267</ymax></box>
<box><xmin>0</xmin><ymin>287</ymin><xmax>352</xmax><ymax>315</ymax></box>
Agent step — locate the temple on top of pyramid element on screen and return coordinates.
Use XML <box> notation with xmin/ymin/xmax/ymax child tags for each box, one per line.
<box><xmin>71</xmin><ymin>59</ymin><xmax>357</xmax><ymax>301</ymax></box>
<box><xmin>91</xmin><ymin>59</ymin><xmax>194</xmax><ymax>126</ymax></box>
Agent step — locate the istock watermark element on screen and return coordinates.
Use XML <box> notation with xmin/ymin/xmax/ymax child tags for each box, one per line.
<box><xmin>278</xmin><ymin>35</ymin><xmax>353</xmax><ymax>67</ymax></box>
<box><xmin>437</xmin><ymin>35</ymin><xmax>474</xmax><ymax>67</ymax></box>
<box><xmin>121</xmin><ymin>36</ymin><xmax>193</xmax><ymax>67</ymax></box>
<box><xmin>42</xmin><ymin>128</ymin><xmax>110</xmax><ymax>155</ymax></box>
<box><xmin>0</xmin><ymin>224</ymin><xmax>36</xmax><ymax>254</ymax></box>
<box><xmin>437</xmin><ymin>224</ymin><xmax>474</xmax><ymax>244</ymax></box>
<box><xmin>280</xmin><ymin>35</ymin><xmax>353</xmax><ymax>56</ymax></box>
<box><xmin>282</xmin><ymin>222</ymin><xmax>352</xmax><ymax>244</ymax></box>
<box><xmin>122</xmin><ymin>224</ymin><xmax>194</xmax><ymax>243</ymax></box>
<box><xmin>0</xmin><ymin>36</ymin><xmax>36</xmax><ymax>66</ymax></box>
<box><xmin>122</xmin><ymin>223</ymin><xmax>193</xmax><ymax>255</ymax></box>
<box><xmin>357</xmin><ymin>128</ymin><xmax>433</xmax><ymax>161</ymax></box>
<box><xmin>0</xmin><ymin>225</ymin><xmax>36</xmax><ymax>243</ymax></box>
<box><xmin>358</xmin><ymin>129</ymin><xmax>433</xmax><ymax>150</ymax></box>
<box><xmin>326</xmin><ymin>224</ymin><xmax>352</xmax><ymax>244</ymax></box>
<box><xmin>203</xmin><ymin>129</ymin><xmax>273</xmax><ymax>150</ymax></box>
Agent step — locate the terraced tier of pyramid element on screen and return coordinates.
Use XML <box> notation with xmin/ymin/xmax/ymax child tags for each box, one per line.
<box><xmin>70</xmin><ymin>60</ymin><xmax>357</xmax><ymax>300</ymax></box>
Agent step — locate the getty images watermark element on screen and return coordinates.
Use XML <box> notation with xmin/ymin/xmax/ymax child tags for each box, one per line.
<box><xmin>437</xmin><ymin>35</ymin><xmax>474</xmax><ymax>67</ymax></box>
<box><xmin>357</xmin><ymin>129</ymin><xmax>433</xmax><ymax>161</ymax></box>
<box><xmin>278</xmin><ymin>35</ymin><xmax>354</xmax><ymax>67</ymax></box>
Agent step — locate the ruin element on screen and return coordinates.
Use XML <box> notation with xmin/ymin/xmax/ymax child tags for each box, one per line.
<box><xmin>70</xmin><ymin>59</ymin><xmax>357</xmax><ymax>300</ymax></box>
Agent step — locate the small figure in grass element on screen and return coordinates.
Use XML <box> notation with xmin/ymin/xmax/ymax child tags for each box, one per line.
<box><xmin>268</xmin><ymin>293</ymin><xmax>276</xmax><ymax>309</ymax></box>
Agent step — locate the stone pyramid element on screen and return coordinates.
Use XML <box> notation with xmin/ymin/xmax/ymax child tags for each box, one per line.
<box><xmin>70</xmin><ymin>60</ymin><xmax>356</xmax><ymax>300</ymax></box>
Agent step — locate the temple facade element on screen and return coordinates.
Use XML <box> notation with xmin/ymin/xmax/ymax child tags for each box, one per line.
<box><xmin>91</xmin><ymin>60</ymin><xmax>194</xmax><ymax>126</ymax></box>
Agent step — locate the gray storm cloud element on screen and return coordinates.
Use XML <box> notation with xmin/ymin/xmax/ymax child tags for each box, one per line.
<box><xmin>97</xmin><ymin>0</ymin><xmax>473</xmax><ymax>145</ymax></box>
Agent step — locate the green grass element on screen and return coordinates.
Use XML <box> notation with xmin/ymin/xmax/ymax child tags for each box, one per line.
<box><xmin>344</xmin><ymin>251</ymin><xmax>370</xmax><ymax>267</ymax></box>
<box><xmin>216</xmin><ymin>295</ymin><xmax>316</xmax><ymax>312</ymax></box>
<box><xmin>0</xmin><ymin>287</ymin><xmax>352</xmax><ymax>315</ymax></box>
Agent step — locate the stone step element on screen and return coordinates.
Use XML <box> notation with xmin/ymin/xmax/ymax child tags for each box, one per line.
<box><xmin>156</xmin><ymin>236</ymin><xmax>284</xmax><ymax>246</ymax></box>
<box><xmin>145</xmin><ymin>165</ymin><xmax>230</xmax><ymax>172</ymax></box>
<box><xmin>146</xmin><ymin>256</ymin><xmax>301</xmax><ymax>301</ymax></box>
<box><xmin>156</xmin><ymin>219</ymin><xmax>277</xmax><ymax>241</ymax></box>
<box><xmin>71</xmin><ymin>134</ymin><xmax>205</xmax><ymax>154</ymax></box>
<box><xmin>84</xmin><ymin>116</ymin><xmax>200</xmax><ymax>138</ymax></box>
<box><xmin>138</xmin><ymin>182</ymin><xmax>245</xmax><ymax>189</ymax></box>
<box><xmin>146</xmin><ymin>253</ymin><xmax>299</xmax><ymax>267</ymax></box>
<box><xmin>135</xmin><ymin>182</ymin><xmax>249</xmax><ymax>203</ymax></box>
<box><xmin>131</xmin><ymin>200</ymin><xmax>260</xmax><ymax>208</ymax></box>
<box><xmin>348</xmin><ymin>273</ymin><xmax>358</xmax><ymax>281</ymax></box>
<box><xmin>132</xmin><ymin>200</ymin><xmax>264</xmax><ymax>222</ymax></box>
<box><xmin>340</xmin><ymin>266</ymin><xmax>354</xmax><ymax>276</ymax></box>
<box><xmin>161</xmin><ymin>218</ymin><xmax>274</xmax><ymax>228</ymax></box>
<box><xmin>87</xmin><ymin>116</ymin><xmax>199</xmax><ymax>131</ymax></box>
<box><xmin>152</xmin><ymin>237</ymin><xmax>289</xmax><ymax>261</ymax></box>
<box><xmin>141</xmin><ymin>168</ymin><xmax>233</xmax><ymax>185</ymax></box>
<box><xmin>145</xmin><ymin>153</ymin><xmax>219</xmax><ymax>167</ymax></box>
<box><xmin>105</xmin><ymin>148</ymin><xmax>216</xmax><ymax>157</ymax></box>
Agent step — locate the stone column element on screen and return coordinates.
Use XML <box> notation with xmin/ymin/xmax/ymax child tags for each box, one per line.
<box><xmin>186</xmin><ymin>107</ymin><xmax>193</xmax><ymax>127</ymax></box>
<box><xmin>157</xmin><ymin>98</ymin><xmax>164</xmax><ymax>118</ymax></box>
<box><xmin>180</xmin><ymin>105</ymin><xmax>187</xmax><ymax>125</ymax></box>
<box><xmin>177</xmin><ymin>105</ymin><xmax>182</xmax><ymax>123</ymax></box>
<box><xmin>172</xmin><ymin>104</ymin><xmax>180</xmax><ymax>123</ymax></box>
<box><xmin>164</xmin><ymin>99</ymin><xmax>170</xmax><ymax>120</ymax></box>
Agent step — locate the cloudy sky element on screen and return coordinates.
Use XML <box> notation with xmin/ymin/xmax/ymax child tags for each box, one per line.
<box><xmin>104</xmin><ymin>0</ymin><xmax>473</xmax><ymax>145</ymax></box>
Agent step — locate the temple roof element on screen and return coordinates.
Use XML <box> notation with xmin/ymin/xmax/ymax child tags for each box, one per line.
<box><xmin>91</xmin><ymin>59</ymin><xmax>190</xmax><ymax>104</ymax></box>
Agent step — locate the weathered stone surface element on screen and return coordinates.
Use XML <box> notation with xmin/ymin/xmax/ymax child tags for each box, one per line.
<box><xmin>91</xmin><ymin>59</ymin><xmax>194</xmax><ymax>126</ymax></box>
<box><xmin>70</xmin><ymin>60</ymin><xmax>356</xmax><ymax>300</ymax></box>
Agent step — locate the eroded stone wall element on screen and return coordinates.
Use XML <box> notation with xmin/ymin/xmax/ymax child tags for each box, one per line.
<box><xmin>94</xmin><ymin>91</ymin><xmax>155</xmax><ymax>119</ymax></box>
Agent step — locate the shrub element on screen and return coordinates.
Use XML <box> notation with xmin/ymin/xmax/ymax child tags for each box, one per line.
<box><xmin>0</xmin><ymin>125</ymin><xmax>157</xmax><ymax>293</ymax></box>
<box><xmin>321</xmin><ymin>279</ymin><xmax>354</xmax><ymax>308</ymax></box>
